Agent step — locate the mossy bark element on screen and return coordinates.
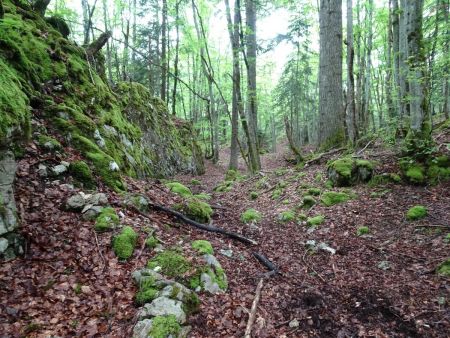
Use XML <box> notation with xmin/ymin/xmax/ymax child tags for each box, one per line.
<box><xmin>0</xmin><ymin>0</ymin><xmax>4</xmax><ymax>19</ymax></box>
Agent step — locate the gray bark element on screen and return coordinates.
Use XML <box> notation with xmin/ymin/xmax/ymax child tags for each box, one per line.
<box><xmin>160</xmin><ymin>0</ymin><xmax>168</xmax><ymax>102</ymax></box>
<box><xmin>346</xmin><ymin>0</ymin><xmax>357</xmax><ymax>144</ymax></box>
<box><xmin>318</xmin><ymin>0</ymin><xmax>344</xmax><ymax>148</ymax></box>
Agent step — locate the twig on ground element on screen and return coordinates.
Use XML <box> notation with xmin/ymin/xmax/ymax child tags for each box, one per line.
<box><xmin>94</xmin><ymin>230</ymin><xmax>106</xmax><ymax>271</ymax></box>
<box><xmin>302</xmin><ymin>250</ymin><xmax>326</xmax><ymax>282</ymax></box>
<box><xmin>356</xmin><ymin>140</ymin><xmax>373</xmax><ymax>155</ymax></box>
<box><xmin>304</xmin><ymin>147</ymin><xmax>346</xmax><ymax>167</ymax></box>
<box><xmin>244</xmin><ymin>278</ymin><xmax>265</xmax><ymax>338</ymax></box>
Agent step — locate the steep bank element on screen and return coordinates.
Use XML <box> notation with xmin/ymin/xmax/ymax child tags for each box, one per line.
<box><xmin>0</xmin><ymin>0</ymin><xmax>204</xmax><ymax>259</ymax></box>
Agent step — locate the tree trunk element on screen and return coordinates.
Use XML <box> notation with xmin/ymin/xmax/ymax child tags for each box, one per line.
<box><xmin>102</xmin><ymin>0</ymin><xmax>113</xmax><ymax>83</ymax></box>
<box><xmin>160</xmin><ymin>0</ymin><xmax>168</xmax><ymax>102</ymax></box>
<box><xmin>386</xmin><ymin>0</ymin><xmax>394</xmax><ymax>119</ymax></box>
<box><xmin>245</xmin><ymin>0</ymin><xmax>261</xmax><ymax>171</ymax></box>
<box><xmin>398</xmin><ymin>0</ymin><xmax>409</xmax><ymax>121</ymax></box>
<box><xmin>346</xmin><ymin>0</ymin><xmax>357</xmax><ymax>144</ymax></box>
<box><xmin>34</xmin><ymin>0</ymin><xmax>50</xmax><ymax>16</ymax></box>
<box><xmin>172</xmin><ymin>0</ymin><xmax>180</xmax><ymax>116</ymax></box>
<box><xmin>318</xmin><ymin>0</ymin><xmax>344</xmax><ymax>148</ymax></box>
<box><xmin>442</xmin><ymin>0</ymin><xmax>449</xmax><ymax>119</ymax></box>
<box><xmin>362</xmin><ymin>0</ymin><xmax>373</xmax><ymax>132</ymax></box>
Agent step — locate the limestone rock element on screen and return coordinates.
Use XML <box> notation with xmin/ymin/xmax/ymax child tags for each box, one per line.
<box><xmin>133</xmin><ymin>319</ymin><xmax>154</xmax><ymax>338</ymax></box>
<box><xmin>138</xmin><ymin>297</ymin><xmax>186</xmax><ymax>324</ymax></box>
<box><xmin>65</xmin><ymin>192</ymin><xmax>108</xmax><ymax>212</ymax></box>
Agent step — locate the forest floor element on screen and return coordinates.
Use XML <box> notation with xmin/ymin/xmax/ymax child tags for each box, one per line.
<box><xmin>1</xmin><ymin>135</ymin><xmax>449</xmax><ymax>337</ymax></box>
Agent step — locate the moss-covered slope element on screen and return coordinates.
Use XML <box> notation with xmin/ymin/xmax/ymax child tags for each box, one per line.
<box><xmin>0</xmin><ymin>0</ymin><xmax>204</xmax><ymax>190</ymax></box>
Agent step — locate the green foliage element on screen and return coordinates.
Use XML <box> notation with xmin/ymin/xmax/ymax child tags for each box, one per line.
<box><xmin>214</xmin><ymin>180</ymin><xmax>234</xmax><ymax>192</ymax></box>
<box><xmin>321</xmin><ymin>191</ymin><xmax>351</xmax><ymax>206</ymax></box>
<box><xmin>436</xmin><ymin>259</ymin><xmax>450</xmax><ymax>277</ymax></box>
<box><xmin>112</xmin><ymin>226</ymin><xmax>138</xmax><ymax>260</ymax></box>
<box><xmin>241</xmin><ymin>208</ymin><xmax>262</xmax><ymax>224</ymax></box>
<box><xmin>182</xmin><ymin>291</ymin><xmax>200</xmax><ymax>315</ymax></box>
<box><xmin>306</xmin><ymin>215</ymin><xmax>325</xmax><ymax>227</ymax></box>
<box><xmin>94</xmin><ymin>207</ymin><xmax>119</xmax><ymax>232</ymax></box>
<box><xmin>192</xmin><ymin>240</ymin><xmax>214</xmax><ymax>255</ymax></box>
<box><xmin>405</xmin><ymin>164</ymin><xmax>426</xmax><ymax>184</ymax></box>
<box><xmin>135</xmin><ymin>277</ymin><xmax>159</xmax><ymax>305</ymax></box>
<box><xmin>148</xmin><ymin>315</ymin><xmax>181</xmax><ymax>338</ymax></box>
<box><xmin>147</xmin><ymin>250</ymin><xmax>191</xmax><ymax>278</ymax></box>
<box><xmin>225</xmin><ymin>169</ymin><xmax>241</xmax><ymax>181</ymax></box>
<box><xmin>145</xmin><ymin>236</ymin><xmax>159</xmax><ymax>249</ymax></box>
<box><xmin>302</xmin><ymin>195</ymin><xmax>316</xmax><ymax>208</ymax></box>
<box><xmin>69</xmin><ymin>160</ymin><xmax>95</xmax><ymax>189</ymax></box>
<box><xmin>166</xmin><ymin>182</ymin><xmax>192</xmax><ymax>198</ymax></box>
<box><xmin>314</xmin><ymin>173</ymin><xmax>323</xmax><ymax>182</ymax></box>
<box><xmin>183</xmin><ymin>199</ymin><xmax>213</xmax><ymax>223</ymax></box>
<box><xmin>194</xmin><ymin>193</ymin><xmax>211</xmax><ymax>201</ymax></box>
<box><xmin>271</xmin><ymin>188</ymin><xmax>283</xmax><ymax>200</ymax></box>
<box><xmin>37</xmin><ymin>135</ymin><xmax>62</xmax><ymax>151</ymax></box>
<box><xmin>357</xmin><ymin>226</ymin><xmax>370</xmax><ymax>236</ymax></box>
<box><xmin>406</xmin><ymin>205</ymin><xmax>427</xmax><ymax>221</ymax></box>
<box><xmin>278</xmin><ymin>210</ymin><xmax>296</xmax><ymax>223</ymax></box>
<box><xmin>191</xmin><ymin>178</ymin><xmax>201</xmax><ymax>185</ymax></box>
<box><xmin>249</xmin><ymin>191</ymin><xmax>259</xmax><ymax>200</ymax></box>
<box><xmin>307</xmin><ymin>188</ymin><xmax>321</xmax><ymax>196</ymax></box>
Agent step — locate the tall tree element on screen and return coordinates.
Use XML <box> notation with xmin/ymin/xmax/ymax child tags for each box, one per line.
<box><xmin>318</xmin><ymin>0</ymin><xmax>344</xmax><ymax>148</ymax></box>
<box><xmin>160</xmin><ymin>0</ymin><xmax>168</xmax><ymax>102</ymax></box>
<box><xmin>346</xmin><ymin>0</ymin><xmax>357</xmax><ymax>143</ymax></box>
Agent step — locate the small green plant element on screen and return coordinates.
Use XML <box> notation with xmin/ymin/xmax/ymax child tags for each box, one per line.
<box><xmin>192</xmin><ymin>240</ymin><xmax>214</xmax><ymax>255</ymax></box>
<box><xmin>241</xmin><ymin>208</ymin><xmax>262</xmax><ymax>224</ymax></box>
<box><xmin>191</xmin><ymin>179</ymin><xmax>201</xmax><ymax>185</ymax></box>
<box><xmin>145</xmin><ymin>235</ymin><xmax>159</xmax><ymax>249</ymax></box>
<box><xmin>271</xmin><ymin>188</ymin><xmax>283</xmax><ymax>200</ymax></box>
<box><xmin>307</xmin><ymin>188</ymin><xmax>321</xmax><ymax>196</ymax></box>
<box><xmin>306</xmin><ymin>215</ymin><xmax>325</xmax><ymax>227</ymax></box>
<box><xmin>225</xmin><ymin>169</ymin><xmax>241</xmax><ymax>181</ymax></box>
<box><xmin>314</xmin><ymin>173</ymin><xmax>323</xmax><ymax>182</ymax></box>
<box><xmin>321</xmin><ymin>191</ymin><xmax>351</xmax><ymax>206</ymax></box>
<box><xmin>194</xmin><ymin>193</ymin><xmax>211</xmax><ymax>200</ymax></box>
<box><xmin>444</xmin><ymin>234</ymin><xmax>450</xmax><ymax>243</ymax></box>
<box><xmin>278</xmin><ymin>210</ymin><xmax>296</xmax><ymax>223</ymax></box>
<box><xmin>94</xmin><ymin>207</ymin><xmax>119</xmax><ymax>232</ymax></box>
<box><xmin>165</xmin><ymin>182</ymin><xmax>192</xmax><ymax>197</ymax></box>
<box><xmin>357</xmin><ymin>226</ymin><xmax>370</xmax><ymax>236</ymax></box>
<box><xmin>74</xmin><ymin>283</ymin><xmax>82</xmax><ymax>295</ymax></box>
<box><xmin>406</xmin><ymin>205</ymin><xmax>427</xmax><ymax>221</ymax></box>
<box><xmin>436</xmin><ymin>259</ymin><xmax>450</xmax><ymax>276</ymax></box>
<box><xmin>112</xmin><ymin>226</ymin><xmax>138</xmax><ymax>260</ymax></box>
<box><xmin>249</xmin><ymin>191</ymin><xmax>259</xmax><ymax>200</ymax></box>
<box><xmin>147</xmin><ymin>250</ymin><xmax>191</xmax><ymax>278</ymax></box>
<box><xmin>214</xmin><ymin>180</ymin><xmax>234</xmax><ymax>192</ymax></box>
<box><xmin>135</xmin><ymin>277</ymin><xmax>159</xmax><ymax>305</ymax></box>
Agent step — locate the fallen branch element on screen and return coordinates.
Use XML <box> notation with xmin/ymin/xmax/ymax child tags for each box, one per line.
<box><xmin>253</xmin><ymin>252</ymin><xmax>279</xmax><ymax>274</ymax></box>
<box><xmin>148</xmin><ymin>203</ymin><xmax>257</xmax><ymax>245</ymax></box>
<box><xmin>304</xmin><ymin>147</ymin><xmax>346</xmax><ymax>167</ymax></box>
<box><xmin>356</xmin><ymin>140</ymin><xmax>373</xmax><ymax>155</ymax></box>
<box><xmin>244</xmin><ymin>278</ymin><xmax>264</xmax><ymax>338</ymax></box>
<box><xmin>415</xmin><ymin>224</ymin><xmax>449</xmax><ymax>229</ymax></box>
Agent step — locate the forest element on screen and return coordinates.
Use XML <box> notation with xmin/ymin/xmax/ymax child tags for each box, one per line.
<box><xmin>0</xmin><ymin>0</ymin><xmax>449</xmax><ymax>337</ymax></box>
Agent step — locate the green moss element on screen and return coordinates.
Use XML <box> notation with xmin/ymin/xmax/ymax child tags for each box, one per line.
<box><xmin>406</xmin><ymin>205</ymin><xmax>427</xmax><ymax>221</ymax></box>
<box><xmin>112</xmin><ymin>226</ymin><xmax>138</xmax><ymax>260</ymax></box>
<box><xmin>249</xmin><ymin>191</ymin><xmax>259</xmax><ymax>200</ymax></box>
<box><xmin>307</xmin><ymin>188</ymin><xmax>321</xmax><ymax>196</ymax></box>
<box><xmin>436</xmin><ymin>259</ymin><xmax>450</xmax><ymax>276</ymax></box>
<box><xmin>357</xmin><ymin>226</ymin><xmax>370</xmax><ymax>236</ymax></box>
<box><xmin>405</xmin><ymin>164</ymin><xmax>425</xmax><ymax>184</ymax></box>
<box><xmin>194</xmin><ymin>193</ymin><xmax>211</xmax><ymax>201</ymax></box>
<box><xmin>271</xmin><ymin>188</ymin><xmax>283</xmax><ymax>200</ymax></box>
<box><xmin>94</xmin><ymin>207</ymin><xmax>119</xmax><ymax>232</ymax></box>
<box><xmin>214</xmin><ymin>266</ymin><xmax>228</xmax><ymax>290</ymax></box>
<box><xmin>166</xmin><ymin>182</ymin><xmax>192</xmax><ymax>198</ymax></box>
<box><xmin>225</xmin><ymin>169</ymin><xmax>241</xmax><ymax>181</ymax></box>
<box><xmin>145</xmin><ymin>236</ymin><xmax>159</xmax><ymax>249</ymax></box>
<box><xmin>328</xmin><ymin>158</ymin><xmax>354</xmax><ymax>179</ymax></box>
<box><xmin>302</xmin><ymin>195</ymin><xmax>316</xmax><ymax>208</ymax></box>
<box><xmin>37</xmin><ymin>135</ymin><xmax>62</xmax><ymax>151</ymax></box>
<box><xmin>135</xmin><ymin>277</ymin><xmax>159</xmax><ymax>305</ymax></box>
<box><xmin>214</xmin><ymin>180</ymin><xmax>234</xmax><ymax>192</ymax></box>
<box><xmin>355</xmin><ymin>159</ymin><xmax>374</xmax><ymax>170</ymax></box>
<box><xmin>278</xmin><ymin>210</ymin><xmax>295</xmax><ymax>223</ymax></box>
<box><xmin>192</xmin><ymin>240</ymin><xmax>213</xmax><ymax>255</ymax></box>
<box><xmin>241</xmin><ymin>208</ymin><xmax>262</xmax><ymax>224</ymax></box>
<box><xmin>182</xmin><ymin>199</ymin><xmax>213</xmax><ymax>224</ymax></box>
<box><xmin>147</xmin><ymin>250</ymin><xmax>191</xmax><ymax>278</ymax></box>
<box><xmin>148</xmin><ymin>315</ymin><xmax>181</xmax><ymax>338</ymax></box>
<box><xmin>444</xmin><ymin>234</ymin><xmax>450</xmax><ymax>244</ymax></box>
<box><xmin>191</xmin><ymin>178</ymin><xmax>201</xmax><ymax>185</ymax></box>
<box><xmin>314</xmin><ymin>173</ymin><xmax>323</xmax><ymax>182</ymax></box>
<box><xmin>321</xmin><ymin>191</ymin><xmax>351</xmax><ymax>206</ymax></box>
<box><xmin>427</xmin><ymin>165</ymin><xmax>450</xmax><ymax>184</ymax></box>
<box><xmin>182</xmin><ymin>291</ymin><xmax>200</xmax><ymax>315</ymax></box>
<box><xmin>306</xmin><ymin>215</ymin><xmax>325</xmax><ymax>227</ymax></box>
<box><xmin>69</xmin><ymin>160</ymin><xmax>95</xmax><ymax>189</ymax></box>
<box><xmin>325</xmin><ymin>180</ymin><xmax>333</xmax><ymax>189</ymax></box>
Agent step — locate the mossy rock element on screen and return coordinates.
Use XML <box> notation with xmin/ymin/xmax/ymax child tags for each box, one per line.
<box><xmin>191</xmin><ymin>179</ymin><xmax>201</xmax><ymax>185</ymax></box>
<box><xmin>241</xmin><ymin>208</ymin><xmax>261</xmax><ymax>224</ymax></box>
<box><xmin>135</xmin><ymin>276</ymin><xmax>159</xmax><ymax>305</ymax></box>
<box><xmin>175</xmin><ymin>198</ymin><xmax>212</xmax><ymax>224</ymax></box>
<box><xmin>406</xmin><ymin>205</ymin><xmax>427</xmax><ymax>221</ymax></box>
<box><xmin>307</xmin><ymin>188</ymin><xmax>321</xmax><ymax>196</ymax></box>
<box><xmin>327</xmin><ymin>158</ymin><xmax>375</xmax><ymax>187</ymax></box>
<box><xmin>302</xmin><ymin>195</ymin><xmax>316</xmax><ymax>208</ymax></box>
<box><xmin>145</xmin><ymin>235</ymin><xmax>159</xmax><ymax>249</ymax></box>
<box><xmin>37</xmin><ymin>134</ymin><xmax>62</xmax><ymax>152</ymax></box>
<box><xmin>166</xmin><ymin>182</ymin><xmax>192</xmax><ymax>198</ymax></box>
<box><xmin>69</xmin><ymin>160</ymin><xmax>95</xmax><ymax>189</ymax></box>
<box><xmin>321</xmin><ymin>191</ymin><xmax>352</xmax><ymax>206</ymax></box>
<box><xmin>147</xmin><ymin>250</ymin><xmax>191</xmax><ymax>278</ymax></box>
<box><xmin>94</xmin><ymin>207</ymin><xmax>119</xmax><ymax>232</ymax></box>
<box><xmin>149</xmin><ymin>315</ymin><xmax>182</xmax><ymax>338</ymax></box>
<box><xmin>191</xmin><ymin>240</ymin><xmax>213</xmax><ymax>255</ymax></box>
<box><xmin>113</xmin><ymin>226</ymin><xmax>138</xmax><ymax>260</ymax></box>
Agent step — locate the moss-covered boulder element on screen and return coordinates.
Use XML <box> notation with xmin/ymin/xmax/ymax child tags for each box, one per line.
<box><xmin>0</xmin><ymin>0</ymin><xmax>204</xmax><ymax>191</ymax></box>
<box><xmin>406</xmin><ymin>205</ymin><xmax>427</xmax><ymax>221</ymax></box>
<box><xmin>191</xmin><ymin>240</ymin><xmax>213</xmax><ymax>255</ymax></box>
<box><xmin>68</xmin><ymin>160</ymin><xmax>95</xmax><ymax>189</ymax></box>
<box><xmin>94</xmin><ymin>207</ymin><xmax>119</xmax><ymax>232</ymax></box>
<box><xmin>174</xmin><ymin>198</ymin><xmax>212</xmax><ymax>224</ymax></box>
<box><xmin>147</xmin><ymin>250</ymin><xmax>191</xmax><ymax>278</ymax></box>
<box><xmin>166</xmin><ymin>182</ymin><xmax>192</xmax><ymax>198</ymax></box>
<box><xmin>327</xmin><ymin>158</ymin><xmax>375</xmax><ymax>187</ymax></box>
<box><xmin>321</xmin><ymin>191</ymin><xmax>352</xmax><ymax>206</ymax></box>
<box><xmin>113</xmin><ymin>226</ymin><xmax>138</xmax><ymax>260</ymax></box>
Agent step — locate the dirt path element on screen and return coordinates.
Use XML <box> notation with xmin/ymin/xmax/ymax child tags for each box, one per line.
<box><xmin>175</xmin><ymin>145</ymin><xmax>450</xmax><ymax>337</ymax></box>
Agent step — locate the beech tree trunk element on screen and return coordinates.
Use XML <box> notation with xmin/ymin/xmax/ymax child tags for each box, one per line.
<box><xmin>346</xmin><ymin>0</ymin><xmax>357</xmax><ymax>144</ymax></box>
<box><xmin>160</xmin><ymin>0</ymin><xmax>168</xmax><ymax>102</ymax></box>
<box><xmin>318</xmin><ymin>0</ymin><xmax>344</xmax><ymax>148</ymax></box>
<box><xmin>443</xmin><ymin>0</ymin><xmax>449</xmax><ymax>119</ymax></box>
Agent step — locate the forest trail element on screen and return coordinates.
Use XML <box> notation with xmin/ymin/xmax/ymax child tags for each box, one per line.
<box><xmin>173</xmin><ymin>142</ymin><xmax>450</xmax><ymax>337</ymax></box>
